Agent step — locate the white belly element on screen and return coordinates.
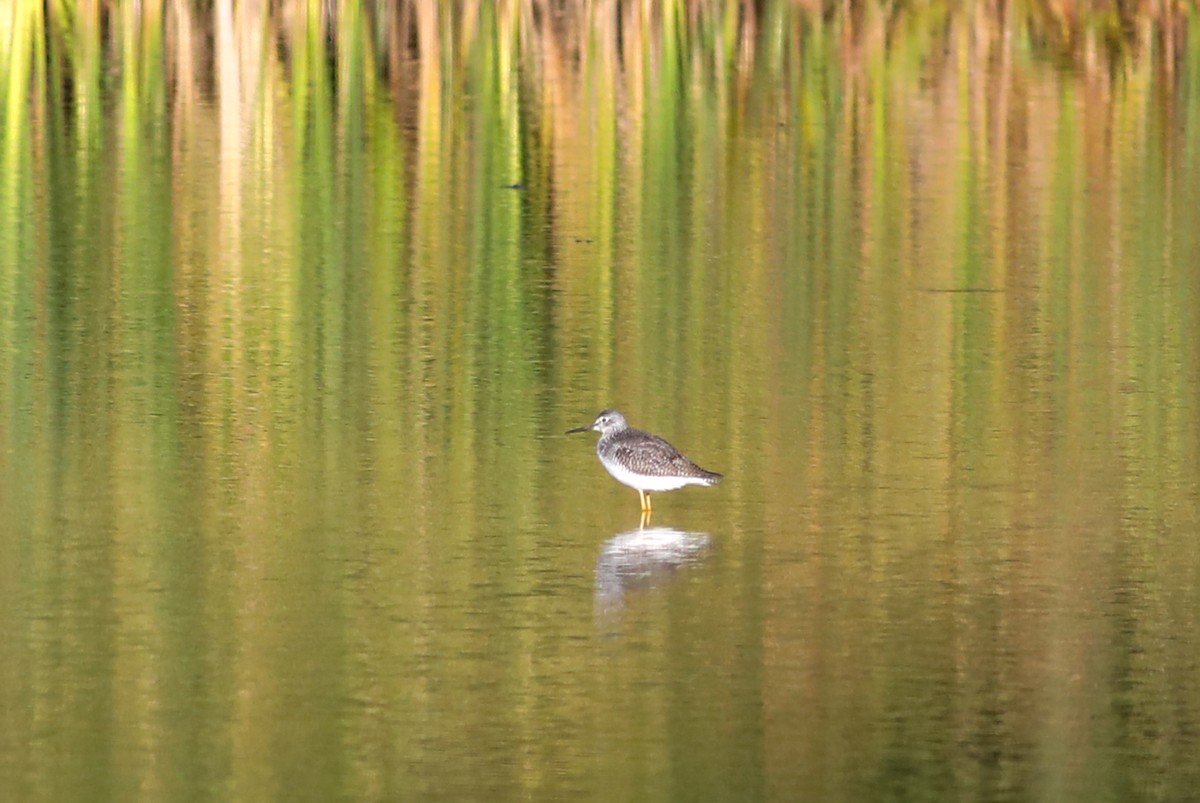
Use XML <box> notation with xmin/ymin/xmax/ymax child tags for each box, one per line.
<box><xmin>600</xmin><ymin>458</ymin><xmax>707</xmax><ymax>492</ymax></box>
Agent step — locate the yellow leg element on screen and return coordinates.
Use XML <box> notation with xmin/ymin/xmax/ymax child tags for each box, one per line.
<box><xmin>640</xmin><ymin>509</ymin><xmax>651</xmax><ymax>529</ymax></box>
<box><xmin>637</xmin><ymin>489</ymin><xmax>653</xmax><ymax>514</ymax></box>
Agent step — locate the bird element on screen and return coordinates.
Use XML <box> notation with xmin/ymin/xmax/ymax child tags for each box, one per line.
<box><xmin>566</xmin><ymin>409</ymin><xmax>723</xmax><ymax>516</ymax></box>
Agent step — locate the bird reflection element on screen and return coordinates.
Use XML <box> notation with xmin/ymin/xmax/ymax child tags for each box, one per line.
<box><xmin>595</xmin><ymin>527</ymin><xmax>712</xmax><ymax>610</ymax></box>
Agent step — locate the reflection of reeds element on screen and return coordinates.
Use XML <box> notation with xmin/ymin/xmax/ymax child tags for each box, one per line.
<box><xmin>5</xmin><ymin>0</ymin><xmax>1192</xmax><ymax>250</ymax></box>
<box><xmin>1</xmin><ymin>4</ymin><xmax>1198</xmax><ymax>798</ymax></box>
<box><xmin>1</xmin><ymin>2</ymin><xmax>1194</xmax><ymax>492</ymax></box>
<box><xmin>4</xmin><ymin>0</ymin><xmax>1196</xmax><ymax>467</ymax></box>
<box><xmin>13</xmin><ymin>1</ymin><xmax>1195</xmax><ymax>90</ymax></box>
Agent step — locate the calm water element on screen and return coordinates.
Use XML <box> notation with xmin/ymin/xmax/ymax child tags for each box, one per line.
<box><xmin>2</xmin><ymin>3</ymin><xmax>1199</xmax><ymax>801</ymax></box>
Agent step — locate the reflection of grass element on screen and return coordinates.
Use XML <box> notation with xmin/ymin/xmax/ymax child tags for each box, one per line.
<box><xmin>4</xmin><ymin>0</ymin><xmax>1191</xmax><ymax>221</ymax></box>
<box><xmin>2</xmin><ymin>0</ymin><xmax>1196</xmax><ymax>476</ymax></box>
<box><xmin>0</xmin><ymin>10</ymin><xmax>1196</xmax><ymax>799</ymax></box>
<box><xmin>10</xmin><ymin>1</ymin><xmax>1193</xmax><ymax>93</ymax></box>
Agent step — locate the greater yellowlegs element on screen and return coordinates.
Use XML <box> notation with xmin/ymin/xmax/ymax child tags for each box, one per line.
<box><xmin>566</xmin><ymin>409</ymin><xmax>723</xmax><ymax>515</ymax></box>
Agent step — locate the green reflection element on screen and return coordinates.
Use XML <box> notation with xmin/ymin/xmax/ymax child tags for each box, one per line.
<box><xmin>2</xmin><ymin>3</ymin><xmax>1198</xmax><ymax>802</ymax></box>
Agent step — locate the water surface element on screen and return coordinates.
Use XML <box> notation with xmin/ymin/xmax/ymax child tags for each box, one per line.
<box><xmin>2</xmin><ymin>3</ymin><xmax>1199</xmax><ymax>801</ymax></box>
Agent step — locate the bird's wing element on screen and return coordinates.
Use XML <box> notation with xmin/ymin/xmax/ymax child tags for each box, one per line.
<box><xmin>614</xmin><ymin>433</ymin><xmax>698</xmax><ymax>476</ymax></box>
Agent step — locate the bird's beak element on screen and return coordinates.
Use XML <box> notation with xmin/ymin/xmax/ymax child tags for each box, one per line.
<box><xmin>565</xmin><ymin>423</ymin><xmax>594</xmax><ymax>435</ymax></box>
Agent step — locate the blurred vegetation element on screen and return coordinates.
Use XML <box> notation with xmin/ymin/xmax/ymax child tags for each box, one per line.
<box><xmin>2</xmin><ymin>0</ymin><xmax>1197</xmax><ymax>545</ymax></box>
<box><xmin>2</xmin><ymin>2</ymin><xmax>1199</xmax><ymax>801</ymax></box>
<box><xmin>2</xmin><ymin>1</ymin><xmax>1197</xmax><ymax>533</ymax></box>
<box><xmin>3</xmin><ymin>0</ymin><xmax>1196</xmax><ymax>120</ymax></box>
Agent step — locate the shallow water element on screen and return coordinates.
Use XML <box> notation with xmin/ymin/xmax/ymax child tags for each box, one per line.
<box><xmin>2</xmin><ymin>3</ymin><xmax>1199</xmax><ymax>801</ymax></box>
